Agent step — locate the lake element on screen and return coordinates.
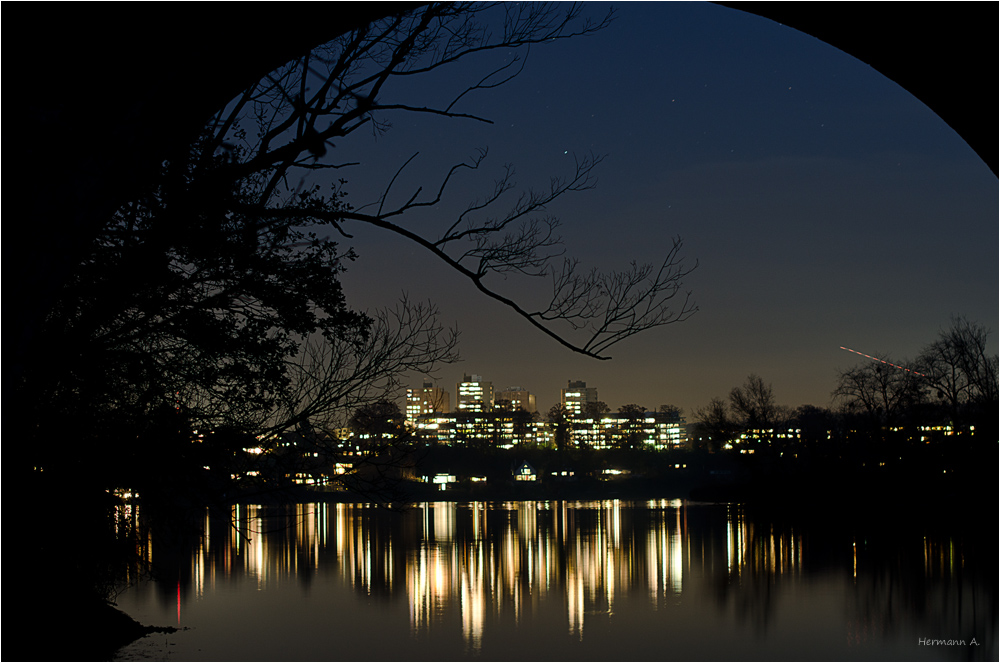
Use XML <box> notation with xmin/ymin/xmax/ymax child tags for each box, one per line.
<box><xmin>113</xmin><ymin>499</ymin><xmax>994</xmax><ymax>661</ymax></box>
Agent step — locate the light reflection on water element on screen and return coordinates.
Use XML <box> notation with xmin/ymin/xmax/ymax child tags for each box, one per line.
<box><xmin>114</xmin><ymin>500</ymin><xmax>994</xmax><ymax>661</ymax></box>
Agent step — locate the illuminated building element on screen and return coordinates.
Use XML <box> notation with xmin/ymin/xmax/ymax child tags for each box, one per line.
<box><xmin>561</xmin><ymin>380</ymin><xmax>598</xmax><ymax>416</ymax></box>
<box><xmin>734</xmin><ymin>428</ymin><xmax>802</xmax><ymax>450</ymax></box>
<box><xmin>411</xmin><ymin>411</ymin><xmax>683</xmax><ymax>451</ymax></box>
<box><xmin>457</xmin><ymin>374</ymin><xmax>494</xmax><ymax>412</ymax></box>
<box><xmin>409</xmin><ymin>376</ymin><xmax>688</xmax><ymax>450</ymax></box>
<box><xmin>406</xmin><ymin>380</ymin><xmax>450</xmax><ymax>422</ymax></box>
<box><xmin>495</xmin><ymin>386</ymin><xmax>536</xmax><ymax>413</ymax></box>
<box><xmin>413</xmin><ymin>412</ymin><xmax>550</xmax><ymax>449</ymax></box>
<box><xmin>571</xmin><ymin>411</ymin><xmax>687</xmax><ymax>450</ymax></box>
<box><xmin>513</xmin><ymin>461</ymin><xmax>537</xmax><ymax>481</ymax></box>
<box><xmin>412</xmin><ymin>413</ymin><xmax>457</xmax><ymax>445</ymax></box>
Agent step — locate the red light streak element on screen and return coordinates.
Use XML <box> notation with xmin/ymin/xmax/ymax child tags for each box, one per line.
<box><xmin>839</xmin><ymin>347</ymin><xmax>926</xmax><ymax>377</ymax></box>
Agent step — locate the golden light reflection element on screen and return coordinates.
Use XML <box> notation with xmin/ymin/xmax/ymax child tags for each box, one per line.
<box><xmin>152</xmin><ymin>500</ymin><xmax>826</xmax><ymax>641</ymax></box>
<box><xmin>725</xmin><ymin>505</ymin><xmax>803</xmax><ymax>582</ymax></box>
<box><xmin>923</xmin><ymin>536</ymin><xmax>964</xmax><ymax>578</ymax></box>
<box><xmin>111</xmin><ymin>492</ymin><xmax>990</xmax><ymax>662</ymax></box>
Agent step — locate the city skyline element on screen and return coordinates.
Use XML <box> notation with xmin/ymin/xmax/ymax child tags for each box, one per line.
<box><xmin>407</xmin><ymin>375</ymin><xmax>666</xmax><ymax>416</ymax></box>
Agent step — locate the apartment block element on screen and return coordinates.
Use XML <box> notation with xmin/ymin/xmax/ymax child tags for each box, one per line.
<box><xmin>561</xmin><ymin>380</ymin><xmax>598</xmax><ymax>416</ymax></box>
<box><xmin>405</xmin><ymin>380</ymin><xmax>450</xmax><ymax>422</ymax></box>
<box><xmin>495</xmin><ymin>386</ymin><xmax>537</xmax><ymax>413</ymax></box>
<box><xmin>457</xmin><ymin>374</ymin><xmax>494</xmax><ymax>412</ymax></box>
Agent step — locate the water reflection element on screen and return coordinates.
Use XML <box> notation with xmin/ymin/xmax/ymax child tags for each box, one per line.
<box><xmin>398</xmin><ymin>500</ymin><xmax>708</xmax><ymax>649</ymax></box>
<box><xmin>117</xmin><ymin>500</ymin><xmax>995</xmax><ymax>661</ymax></box>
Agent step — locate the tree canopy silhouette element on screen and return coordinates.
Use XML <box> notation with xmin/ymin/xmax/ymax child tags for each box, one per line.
<box><xmin>20</xmin><ymin>3</ymin><xmax>697</xmax><ymax>497</ymax></box>
<box><xmin>833</xmin><ymin>354</ymin><xmax>925</xmax><ymax>429</ymax></box>
<box><xmin>916</xmin><ymin>316</ymin><xmax>999</xmax><ymax>427</ymax></box>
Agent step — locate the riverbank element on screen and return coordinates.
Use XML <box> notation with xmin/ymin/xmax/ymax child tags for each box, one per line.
<box><xmin>20</xmin><ymin>594</ymin><xmax>175</xmax><ymax>662</ymax></box>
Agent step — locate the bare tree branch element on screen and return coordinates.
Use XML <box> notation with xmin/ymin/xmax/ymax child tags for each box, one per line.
<box><xmin>266</xmin><ymin>296</ymin><xmax>460</xmax><ymax>437</ymax></box>
<box><xmin>833</xmin><ymin>353</ymin><xmax>926</xmax><ymax>427</ymax></box>
<box><xmin>200</xmin><ymin>3</ymin><xmax>693</xmax><ymax>362</ymax></box>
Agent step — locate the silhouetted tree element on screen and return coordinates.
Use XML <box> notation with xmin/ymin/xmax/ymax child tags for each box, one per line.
<box><xmin>613</xmin><ymin>404</ymin><xmax>647</xmax><ymax>449</ymax></box>
<box><xmin>916</xmin><ymin>316</ymin><xmax>999</xmax><ymax>431</ymax></box>
<box><xmin>791</xmin><ymin>405</ymin><xmax>837</xmax><ymax>445</ymax></box>
<box><xmin>728</xmin><ymin>374</ymin><xmax>780</xmax><ymax>434</ymax></box>
<box><xmin>195</xmin><ymin>3</ymin><xmax>694</xmax><ymax>361</ymax></box>
<box><xmin>271</xmin><ymin>296</ymin><xmax>458</xmax><ymax>439</ymax></box>
<box><xmin>21</xmin><ymin>4</ymin><xmax>699</xmax><ymax>494</ymax></box>
<box><xmin>4</xmin><ymin>5</ymin><xmax>684</xmax><ymax>657</ymax></box>
<box><xmin>547</xmin><ymin>404</ymin><xmax>572</xmax><ymax>452</ymax></box>
<box><xmin>498</xmin><ymin>407</ymin><xmax>536</xmax><ymax>449</ymax></box>
<box><xmin>15</xmin><ymin>8</ymin><xmax>704</xmax><ymax>624</ymax></box>
<box><xmin>693</xmin><ymin>397</ymin><xmax>736</xmax><ymax>452</ymax></box>
<box><xmin>582</xmin><ymin>400</ymin><xmax>611</xmax><ymax>417</ymax></box>
<box><xmin>657</xmin><ymin>404</ymin><xmax>684</xmax><ymax>422</ymax></box>
<box><xmin>618</xmin><ymin>403</ymin><xmax>647</xmax><ymax>416</ymax></box>
<box><xmin>833</xmin><ymin>355</ymin><xmax>926</xmax><ymax>431</ymax></box>
<box><xmin>349</xmin><ymin>400</ymin><xmax>405</xmax><ymax>438</ymax></box>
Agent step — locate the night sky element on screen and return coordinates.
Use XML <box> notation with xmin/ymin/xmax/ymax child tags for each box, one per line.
<box><xmin>324</xmin><ymin>2</ymin><xmax>998</xmax><ymax>418</ymax></box>
<box><xmin>10</xmin><ymin>7</ymin><xmax>995</xmax><ymax>421</ymax></box>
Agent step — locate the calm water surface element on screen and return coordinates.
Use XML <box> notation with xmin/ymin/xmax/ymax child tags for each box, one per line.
<box><xmin>113</xmin><ymin>500</ymin><xmax>994</xmax><ymax>661</ymax></box>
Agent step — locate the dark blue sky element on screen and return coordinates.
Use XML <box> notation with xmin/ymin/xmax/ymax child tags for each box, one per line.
<box><xmin>331</xmin><ymin>3</ymin><xmax>997</xmax><ymax>416</ymax></box>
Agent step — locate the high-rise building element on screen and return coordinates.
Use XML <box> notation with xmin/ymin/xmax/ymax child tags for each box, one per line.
<box><xmin>561</xmin><ymin>380</ymin><xmax>598</xmax><ymax>416</ymax></box>
<box><xmin>457</xmin><ymin>374</ymin><xmax>493</xmax><ymax>412</ymax></box>
<box><xmin>406</xmin><ymin>380</ymin><xmax>450</xmax><ymax>422</ymax></box>
<box><xmin>495</xmin><ymin>386</ymin><xmax>536</xmax><ymax>413</ymax></box>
